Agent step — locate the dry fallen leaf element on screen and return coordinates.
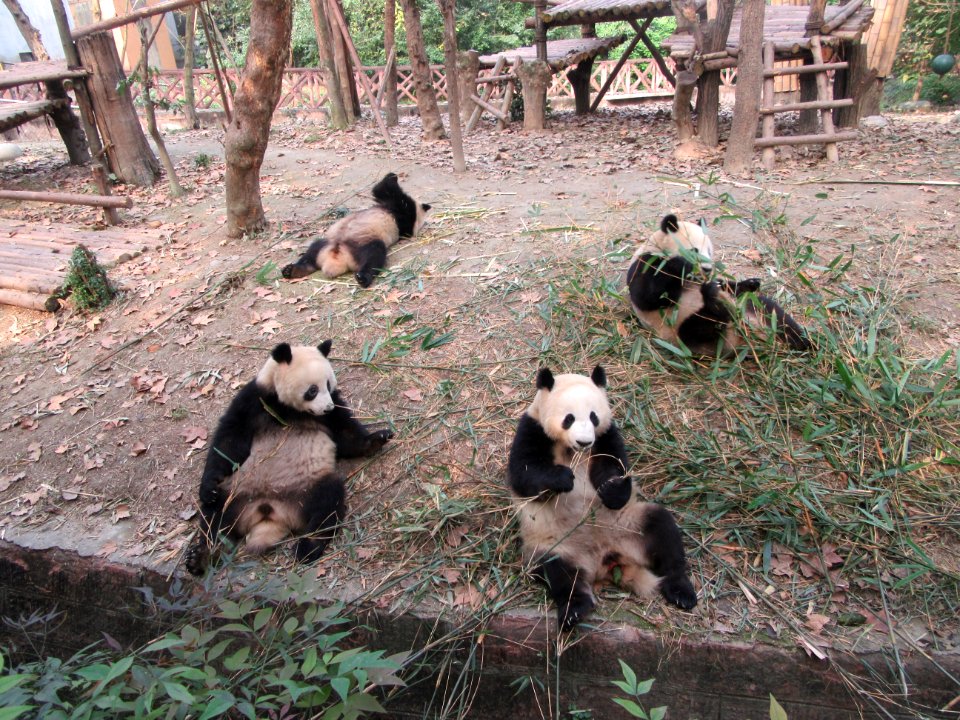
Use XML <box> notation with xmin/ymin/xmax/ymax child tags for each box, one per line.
<box><xmin>402</xmin><ymin>388</ymin><xmax>423</xmax><ymax>402</ymax></box>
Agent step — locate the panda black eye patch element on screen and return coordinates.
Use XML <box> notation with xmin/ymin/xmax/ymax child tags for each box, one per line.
<box><xmin>562</xmin><ymin>414</ymin><xmax>575</xmax><ymax>430</ymax></box>
<box><xmin>590</xmin><ymin>412</ymin><xmax>599</xmax><ymax>427</ymax></box>
<box><xmin>304</xmin><ymin>385</ymin><xmax>319</xmax><ymax>402</ymax></box>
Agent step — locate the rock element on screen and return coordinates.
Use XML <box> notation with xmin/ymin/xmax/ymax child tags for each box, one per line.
<box><xmin>860</xmin><ymin>115</ymin><xmax>889</xmax><ymax>129</ymax></box>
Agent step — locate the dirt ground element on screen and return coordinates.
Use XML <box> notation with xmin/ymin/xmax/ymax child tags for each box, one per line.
<box><xmin>1</xmin><ymin>105</ymin><xmax>959</xmax><ymax>695</ymax></box>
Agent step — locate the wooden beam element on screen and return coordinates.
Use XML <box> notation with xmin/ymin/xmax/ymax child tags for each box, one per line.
<box><xmin>468</xmin><ymin>93</ymin><xmax>507</xmax><ymax>121</ymax></box>
<box><xmin>753</xmin><ymin>131</ymin><xmax>859</xmax><ymax>148</ymax></box>
<box><xmin>466</xmin><ymin>56</ymin><xmax>504</xmax><ymax>132</ymax></box>
<box><xmin>628</xmin><ymin>17</ymin><xmax>675</xmax><ymax>87</ymax></box>
<box><xmin>821</xmin><ymin>0</ymin><xmax>867</xmax><ymax>35</ymax></box>
<box><xmin>71</xmin><ymin>0</ymin><xmax>204</xmax><ymax>40</ymax></box>
<box><xmin>760</xmin><ymin>98</ymin><xmax>854</xmax><ymax>114</ymax></box>
<box><xmin>589</xmin><ymin>23</ymin><xmax>645</xmax><ymax>112</ymax></box>
<box><xmin>764</xmin><ymin>62</ymin><xmax>848</xmax><ymax>77</ymax></box>
<box><xmin>0</xmin><ymin>189</ymin><xmax>132</xmax><ymax>208</ymax></box>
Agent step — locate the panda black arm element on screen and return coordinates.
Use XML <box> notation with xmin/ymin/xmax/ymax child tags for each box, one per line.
<box><xmin>628</xmin><ymin>254</ymin><xmax>694</xmax><ymax>312</ymax></box>
<box><xmin>197</xmin><ymin>381</ymin><xmax>261</xmax><ymax>507</ymax></box>
<box><xmin>324</xmin><ymin>389</ymin><xmax>392</xmax><ymax>458</ymax></box>
<box><xmin>508</xmin><ymin>414</ymin><xmax>575</xmax><ymax>497</ymax></box>
<box><xmin>589</xmin><ymin>422</ymin><xmax>632</xmax><ymax>510</ymax></box>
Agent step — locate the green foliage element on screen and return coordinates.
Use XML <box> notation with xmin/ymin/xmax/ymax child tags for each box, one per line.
<box><xmin>770</xmin><ymin>695</ymin><xmax>789</xmax><ymax>720</ymax></box>
<box><xmin>894</xmin><ymin>0</ymin><xmax>960</xmax><ymax>79</ymax></box>
<box><xmin>0</xmin><ymin>568</ymin><xmax>407</xmax><ymax>719</ymax></box>
<box><xmin>193</xmin><ymin>153</ymin><xmax>213</xmax><ymax>169</ymax></box>
<box><xmin>63</xmin><ymin>246</ymin><xmax>114</xmax><ymax>312</ymax></box>
<box><xmin>610</xmin><ymin>660</ymin><xmax>666</xmax><ymax>720</ymax></box>
<box><xmin>883</xmin><ymin>74</ymin><xmax>960</xmax><ymax>108</ymax></box>
<box><xmin>596</xmin><ymin>17</ymin><xmax>676</xmax><ymax>59</ymax></box>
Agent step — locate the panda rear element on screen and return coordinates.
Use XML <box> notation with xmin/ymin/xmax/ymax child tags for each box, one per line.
<box><xmin>508</xmin><ymin>366</ymin><xmax>697</xmax><ymax>631</ymax></box>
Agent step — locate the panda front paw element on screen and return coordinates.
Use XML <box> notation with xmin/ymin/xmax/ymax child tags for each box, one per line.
<box><xmin>557</xmin><ymin>595</ymin><xmax>595</xmax><ymax>631</ymax></box>
<box><xmin>282</xmin><ymin>263</ymin><xmax>311</xmax><ymax>280</ymax></box>
<box><xmin>198</xmin><ymin>484</ymin><xmax>223</xmax><ymax>509</ymax></box>
<box><xmin>661</xmin><ymin>574</ymin><xmax>698</xmax><ymax>611</ymax></box>
<box><xmin>355</xmin><ymin>270</ymin><xmax>375</xmax><ymax>288</ymax></box>
<box><xmin>597</xmin><ymin>475</ymin><xmax>632</xmax><ymax>509</ymax></box>
<box><xmin>734</xmin><ymin>278</ymin><xmax>762</xmax><ymax>295</ymax></box>
<box><xmin>549</xmin><ymin>466</ymin><xmax>575</xmax><ymax>493</ymax></box>
<box><xmin>365</xmin><ymin>428</ymin><xmax>393</xmax><ymax>455</ymax></box>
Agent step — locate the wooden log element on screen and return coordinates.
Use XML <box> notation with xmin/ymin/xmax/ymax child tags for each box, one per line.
<box><xmin>590</xmin><ymin>26</ymin><xmax>643</xmax><ymax>112</ymax></box>
<box><xmin>821</xmin><ymin>0</ymin><xmax>867</xmax><ymax>35</ymax></box>
<box><xmin>761</xmin><ymin>42</ymin><xmax>776</xmax><ymax>169</ymax></box>
<box><xmin>0</xmin><ymin>270</ymin><xmax>63</xmax><ymax>291</ymax></box>
<box><xmin>753</xmin><ymin>131</ymin><xmax>859</xmax><ymax>147</ymax></box>
<box><xmin>71</xmin><ymin>0</ymin><xmax>203</xmax><ymax>40</ymax></box>
<box><xmin>497</xmin><ymin>58</ymin><xmax>518</xmax><ymax>130</ymax></box>
<box><xmin>764</xmin><ymin>62</ymin><xmax>848</xmax><ymax>76</ymax></box>
<box><xmin>516</xmin><ymin>58</ymin><xmax>552</xmax><ymax>131</ymax></box>
<box><xmin>701</xmin><ymin>57</ymin><xmax>739</xmax><ymax>71</ymax></box>
<box><xmin>0</xmin><ymin>288</ymin><xmax>60</xmax><ymax>312</ymax></box>
<box><xmin>466</xmin><ymin>56</ymin><xmax>504</xmax><ymax>132</ymax></box>
<box><xmin>761</xmin><ymin>98</ymin><xmax>854</xmax><ymax>113</ymax></box>
<box><xmin>91</xmin><ymin>164</ymin><xmax>121</xmax><ymax>225</ymax></box>
<box><xmin>674</xmin><ymin>69</ymin><xmax>698</xmax><ymax>145</ymax></box>
<box><xmin>468</xmin><ymin>93</ymin><xmax>507</xmax><ymax>121</ymax></box>
<box><xmin>0</xmin><ymin>189</ymin><xmax>132</xmax><ymax>208</ymax></box>
<box><xmin>628</xmin><ymin>18</ymin><xmax>675</xmax><ymax>87</ymax></box>
<box><xmin>477</xmin><ymin>73</ymin><xmax>517</xmax><ymax>83</ymax></box>
<box><xmin>810</xmin><ymin>37</ymin><xmax>839</xmax><ymax>162</ymax></box>
<box><xmin>456</xmin><ymin>49</ymin><xmax>479</xmax><ymax>126</ymax></box>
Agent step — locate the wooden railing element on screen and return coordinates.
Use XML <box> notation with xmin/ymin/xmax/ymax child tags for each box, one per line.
<box><xmin>2</xmin><ymin>59</ymin><xmax>737</xmax><ymax>112</ymax></box>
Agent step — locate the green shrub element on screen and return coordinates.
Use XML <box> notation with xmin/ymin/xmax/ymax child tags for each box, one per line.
<box><xmin>919</xmin><ymin>73</ymin><xmax>960</xmax><ymax>105</ymax></box>
<box><xmin>62</xmin><ymin>245</ymin><xmax>114</xmax><ymax>312</ymax></box>
<box><xmin>0</xmin><ymin>567</ymin><xmax>407</xmax><ymax>719</ymax></box>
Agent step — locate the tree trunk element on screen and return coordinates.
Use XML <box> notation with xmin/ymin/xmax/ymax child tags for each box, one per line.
<box><xmin>77</xmin><ymin>32</ymin><xmax>159</xmax><ymax>187</ymax></box>
<box><xmin>798</xmin><ymin>66</ymin><xmax>819</xmax><ymax>134</ymax></box>
<box><xmin>517</xmin><ymin>58</ymin><xmax>552</xmax><ymax>131</ymax></box>
<box><xmin>695</xmin><ymin>0</ymin><xmax>735</xmax><ymax>147</ymax></box>
<box><xmin>2</xmin><ymin>0</ymin><xmax>49</xmax><ymax>60</ymax></box>
<box><xmin>329</xmin><ymin>0</ymin><xmax>360</xmax><ymax>120</ymax></box>
<box><xmin>567</xmin><ymin>58</ymin><xmax>594</xmax><ymax>115</ymax></box>
<box><xmin>384</xmin><ymin>0</ymin><xmax>399</xmax><ymax>126</ymax></box>
<box><xmin>139</xmin><ymin>20</ymin><xmax>183</xmax><ymax>197</ymax></box>
<box><xmin>437</xmin><ymin>0</ymin><xmax>465</xmax><ymax>171</ymax></box>
<box><xmin>457</xmin><ymin>49</ymin><xmax>479</xmax><ymax>126</ymax></box>
<box><xmin>224</xmin><ymin>0</ymin><xmax>292</xmax><ymax>238</ymax></box>
<box><xmin>834</xmin><ymin>41</ymin><xmax>869</xmax><ymax>127</ymax></box>
<box><xmin>183</xmin><ymin>6</ymin><xmax>200</xmax><ymax>129</ymax></box>
<box><xmin>673</xmin><ymin>68</ymin><xmax>697</xmax><ymax>143</ymax></box>
<box><xmin>723</xmin><ymin>0</ymin><xmax>764</xmax><ymax>174</ymax></box>
<box><xmin>309</xmin><ymin>0</ymin><xmax>349</xmax><ymax>128</ymax></box>
<box><xmin>399</xmin><ymin>0</ymin><xmax>445</xmax><ymax>140</ymax></box>
<box><xmin>44</xmin><ymin>80</ymin><xmax>90</xmax><ymax>164</ymax></box>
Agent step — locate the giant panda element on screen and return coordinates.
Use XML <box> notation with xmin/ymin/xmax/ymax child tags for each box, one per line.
<box><xmin>184</xmin><ymin>341</ymin><xmax>392</xmax><ymax>576</ymax></box>
<box><xmin>627</xmin><ymin>214</ymin><xmax>811</xmax><ymax>355</ymax></box>
<box><xmin>281</xmin><ymin>172</ymin><xmax>431</xmax><ymax>288</ymax></box>
<box><xmin>508</xmin><ymin>366</ymin><xmax>698</xmax><ymax>630</ymax></box>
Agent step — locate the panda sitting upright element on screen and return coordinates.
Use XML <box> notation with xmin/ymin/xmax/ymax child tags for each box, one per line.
<box><xmin>508</xmin><ymin>366</ymin><xmax>697</xmax><ymax>630</ymax></box>
<box><xmin>627</xmin><ymin>214</ymin><xmax>810</xmax><ymax>355</ymax></box>
<box><xmin>184</xmin><ymin>341</ymin><xmax>392</xmax><ymax>576</ymax></box>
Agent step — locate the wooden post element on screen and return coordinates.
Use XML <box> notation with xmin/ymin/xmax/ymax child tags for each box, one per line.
<box><xmin>534</xmin><ymin>0</ymin><xmax>548</xmax><ymax>62</ymax></box>
<box><xmin>309</xmin><ymin>0</ymin><xmax>348</xmax><ymax>129</ymax></box>
<box><xmin>798</xmin><ymin>56</ymin><xmax>819</xmax><ymax>134</ymax></box>
<box><xmin>76</xmin><ymin>32</ymin><xmax>160</xmax><ymax>187</ymax></box>
<box><xmin>383</xmin><ymin>0</ymin><xmax>399</xmax><ymax>126</ymax></box>
<box><xmin>673</xmin><ymin>68</ymin><xmax>698</xmax><ymax>144</ymax></box>
<box><xmin>723</xmin><ymin>0</ymin><xmax>764</xmax><ymax>174</ymax></box>
<box><xmin>198</xmin><ymin>5</ymin><xmax>232</xmax><ymax>122</ymax></box>
<box><xmin>761</xmin><ymin>42</ymin><xmax>776</xmax><ymax>169</ymax></box>
<box><xmin>437</xmin><ymin>0</ymin><xmax>465</xmax><ymax>171</ymax></box>
<box><xmin>834</xmin><ymin>40</ymin><xmax>867</xmax><ymax>127</ymax></box>
<box><xmin>43</xmin><ymin>80</ymin><xmax>90</xmax><ymax>165</ymax></box>
<box><xmin>695</xmin><ymin>0</ymin><xmax>735</xmax><ymax>147</ymax></box>
<box><xmin>328</xmin><ymin>0</ymin><xmax>360</xmax><ymax>121</ymax></box>
<box><xmin>457</xmin><ymin>50</ymin><xmax>480</xmax><ymax>126</ymax></box>
<box><xmin>567</xmin><ymin>58</ymin><xmax>594</xmax><ymax>115</ymax></box>
<box><xmin>183</xmin><ymin>6</ymin><xmax>200</xmax><ymax>128</ymax></box>
<box><xmin>497</xmin><ymin>57</ymin><xmax>519</xmax><ymax>130</ymax></box>
<box><xmin>810</xmin><ymin>36</ymin><xmax>839</xmax><ymax>162</ymax></box>
<box><xmin>516</xmin><ymin>58</ymin><xmax>552</xmax><ymax>131</ymax></box>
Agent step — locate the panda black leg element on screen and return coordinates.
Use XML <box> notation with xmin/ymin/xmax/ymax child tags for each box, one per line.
<box><xmin>294</xmin><ymin>476</ymin><xmax>346</xmax><ymax>563</ymax></box>
<box><xmin>726</xmin><ymin>277</ymin><xmax>761</xmax><ymax>295</ymax></box>
<box><xmin>642</xmin><ymin>505</ymin><xmax>697</xmax><ymax>611</ymax></box>
<box><xmin>753</xmin><ymin>294</ymin><xmax>812</xmax><ymax>351</ymax></box>
<box><xmin>185</xmin><ymin>498</ymin><xmax>227</xmax><ymax>576</ymax></box>
<box><xmin>535</xmin><ymin>555</ymin><xmax>595</xmax><ymax>631</ymax></box>
<box><xmin>282</xmin><ymin>239</ymin><xmax>326</xmax><ymax>280</ymax></box>
<box><xmin>326</xmin><ymin>390</ymin><xmax>393</xmax><ymax>459</ymax></box>
<box><xmin>352</xmin><ymin>240</ymin><xmax>388</xmax><ymax>288</ymax></box>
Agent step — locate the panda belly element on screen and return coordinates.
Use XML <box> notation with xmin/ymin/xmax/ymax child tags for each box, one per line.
<box><xmin>222</xmin><ymin>428</ymin><xmax>337</xmax><ymax>552</ymax></box>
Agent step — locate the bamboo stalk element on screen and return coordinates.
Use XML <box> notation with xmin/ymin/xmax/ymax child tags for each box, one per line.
<box><xmin>0</xmin><ymin>189</ymin><xmax>132</xmax><ymax>208</ymax></box>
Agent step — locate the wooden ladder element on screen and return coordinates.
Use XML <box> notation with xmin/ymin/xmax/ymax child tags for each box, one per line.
<box><xmin>757</xmin><ymin>37</ymin><xmax>859</xmax><ymax>169</ymax></box>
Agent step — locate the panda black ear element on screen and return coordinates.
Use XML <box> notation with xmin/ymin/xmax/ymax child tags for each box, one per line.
<box><xmin>318</xmin><ymin>339</ymin><xmax>333</xmax><ymax>357</ymax></box>
<box><xmin>272</xmin><ymin>343</ymin><xmax>293</xmax><ymax>365</ymax></box>
<box><xmin>661</xmin><ymin>214</ymin><xmax>680</xmax><ymax>234</ymax></box>
<box><xmin>422</xmin><ymin>203</ymin><xmax>431</xmax><ymax>212</ymax></box>
<box><xmin>591</xmin><ymin>365</ymin><xmax>607</xmax><ymax>388</ymax></box>
<box><xmin>536</xmin><ymin>368</ymin><xmax>555</xmax><ymax>391</ymax></box>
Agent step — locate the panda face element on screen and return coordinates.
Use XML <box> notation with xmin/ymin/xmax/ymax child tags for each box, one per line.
<box><xmin>528</xmin><ymin>367</ymin><xmax>613</xmax><ymax>451</ymax></box>
<box><xmin>642</xmin><ymin>215</ymin><xmax>714</xmax><ymax>269</ymax></box>
<box><xmin>256</xmin><ymin>341</ymin><xmax>337</xmax><ymax>415</ymax></box>
<box><xmin>413</xmin><ymin>202</ymin><xmax>431</xmax><ymax>237</ymax></box>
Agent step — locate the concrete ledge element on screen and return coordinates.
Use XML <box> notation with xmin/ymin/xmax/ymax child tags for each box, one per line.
<box><xmin>1</xmin><ymin>541</ymin><xmax>957</xmax><ymax>719</ymax></box>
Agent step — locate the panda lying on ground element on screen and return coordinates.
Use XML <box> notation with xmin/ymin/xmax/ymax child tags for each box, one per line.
<box><xmin>627</xmin><ymin>214</ymin><xmax>811</xmax><ymax>355</ymax></box>
<box><xmin>281</xmin><ymin>172</ymin><xmax>431</xmax><ymax>288</ymax></box>
<box><xmin>184</xmin><ymin>341</ymin><xmax>392</xmax><ymax>576</ymax></box>
<box><xmin>508</xmin><ymin>366</ymin><xmax>698</xmax><ymax>630</ymax></box>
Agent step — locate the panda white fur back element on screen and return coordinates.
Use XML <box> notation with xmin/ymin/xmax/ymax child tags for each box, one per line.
<box><xmin>508</xmin><ymin>366</ymin><xmax>697</xmax><ymax>630</ymax></box>
<box><xmin>627</xmin><ymin>214</ymin><xmax>810</xmax><ymax>355</ymax></box>
<box><xmin>184</xmin><ymin>341</ymin><xmax>393</xmax><ymax>575</ymax></box>
<box><xmin>281</xmin><ymin>172</ymin><xmax>431</xmax><ymax>288</ymax></box>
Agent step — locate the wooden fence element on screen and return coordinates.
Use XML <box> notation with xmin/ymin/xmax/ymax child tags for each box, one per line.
<box><xmin>1</xmin><ymin>58</ymin><xmax>737</xmax><ymax>113</ymax></box>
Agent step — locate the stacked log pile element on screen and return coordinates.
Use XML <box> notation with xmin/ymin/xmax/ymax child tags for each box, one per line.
<box><xmin>0</xmin><ymin>220</ymin><xmax>161</xmax><ymax>311</ymax></box>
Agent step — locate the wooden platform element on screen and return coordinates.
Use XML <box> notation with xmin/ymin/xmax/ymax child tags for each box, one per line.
<box><xmin>663</xmin><ymin>4</ymin><xmax>875</xmax><ymax>59</ymax></box>
<box><xmin>479</xmin><ymin>36</ymin><xmax>626</xmax><ymax>71</ymax></box>
<box><xmin>0</xmin><ymin>60</ymin><xmax>88</xmax><ymax>91</ymax></box>
<box><xmin>0</xmin><ymin>99</ymin><xmax>70</xmax><ymax>133</ymax></box>
<box><xmin>0</xmin><ymin>219</ymin><xmax>162</xmax><ymax>312</ymax></box>
<box><xmin>540</xmin><ymin>0</ymin><xmax>673</xmax><ymax>26</ymax></box>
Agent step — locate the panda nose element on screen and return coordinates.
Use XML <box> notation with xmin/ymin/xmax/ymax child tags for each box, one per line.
<box><xmin>576</xmin><ymin>440</ymin><xmax>593</xmax><ymax>449</ymax></box>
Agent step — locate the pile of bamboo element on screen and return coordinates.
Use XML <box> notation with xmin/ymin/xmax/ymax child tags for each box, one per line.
<box><xmin>0</xmin><ymin>220</ymin><xmax>159</xmax><ymax>312</ymax></box>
